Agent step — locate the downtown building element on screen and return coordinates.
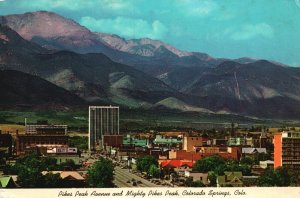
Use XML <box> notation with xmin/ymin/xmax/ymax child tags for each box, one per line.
<box><xmin>274</xmin><ymin>131</ymin><xmax>300</xmax><ymax>171</ymax></box>
<box><xmin>88</xmin><ymin>106</ymin><xmax>120</xmax><ymax>151</ymax></box>
<box><xmin>16</xmin><ymin>125</ymin><xmax>69</xmax><ymax>156</ymax></box>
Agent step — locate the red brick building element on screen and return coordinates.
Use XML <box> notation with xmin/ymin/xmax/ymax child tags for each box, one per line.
<box><xmin>102</xmin><ymin>135</ymin><xmax>123</xmax><ymax>148</ymax></box>
<box><xmin>16</xmin><ymin>125</ymin><xmax>69</xmax><ymax>156</ymax></box>
<box><xmin>169</xmin><ymin>147</ymin><xmax>241</xmax><ymax>161</ymax></box>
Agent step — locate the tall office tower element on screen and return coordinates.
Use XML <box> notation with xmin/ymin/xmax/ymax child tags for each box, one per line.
<box><xmin>274</xmin><ymin>131</ymin><xmax>300</xmax><ymax>171</ymax></box>
<box><xmin>88</xmin><ymin>106</ymin><xmax>119</xmax><ymax>150</ymax></box>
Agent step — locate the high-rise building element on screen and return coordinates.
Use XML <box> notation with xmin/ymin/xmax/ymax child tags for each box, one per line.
<box><xmin>88</xmin><ymin>106</ymin><xmax>119</xmax><ymax>150</ymax></box>
<box><xmin>274</xmin><ymin>131</ymin><xmax>300</xmax><ymax>171</ymax></box>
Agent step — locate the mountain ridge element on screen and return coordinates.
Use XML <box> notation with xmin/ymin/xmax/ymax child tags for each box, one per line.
<box><xmin>0</xmin><ymin>11</ymin><xmax>300</xmax><ymax>119</ymax></box>
<box><xmin>0</xmin><ymin>69</ymin><xmax>84</xmax><ymax>106</ymax></box>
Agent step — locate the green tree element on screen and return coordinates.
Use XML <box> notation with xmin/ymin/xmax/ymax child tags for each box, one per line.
<box><xmin>208</xmin><ymin>171</ymin><xmax>217</xmax><ymax>187</ymax></box>
<box><xmin>275</xmin><ymin>167</ymin><xmax>291</xmax><ymax>186</ymax></box>
<box><xmin>226</xmin><ymin>161</ymin><xmax>251</xmax><ymax>176</ymax></box>
<box><xmin>240</xmin><ymin>157</ymin><xmax>254</xmax><ymax>166</ymax></box>
<box><xmin>148</xmin><ymin>164</ymin><xmax>160</xmax><ymax>178</ymax></box>
<box><xmin>87</xmin><ymin>157</ymin><xmax>114</xmax><ymax>188</ymax></box>
<box><xmin>185</xmin><ymin>177</ymin><xmax>193</xmax><ymax>187</ymax></box>
<box><xmin>257</xmin><ymin>168</ymin><xmax>276</xmax><ymax>186</ymax></box>
<box><xmin>258</xmin><ymin>167</ymin><xmax>292</xmax><ymax>187</ymax></box>
<box><xmin>192</xmin><ymin>180</ymin><xmax>205</xmax><ymax>187</ymax></box>
<box><xmin>43</xmin><ymin>173</ymin><xmax>62</xmax><ymax>188</ymax></box>
<box><xmin>40</xmin><ymin>157</ymin><xmax>58</xmax><ymax>171</ymax></box>
<box><xmin>136</xmin><ymin>155</ymin><xmax>158</xmax><ymax>173</ymax></box>
<box><xmin>193</xmin><ymin>156</ymin><xmax>226</xmax><ymax>173</ymax></box>
<box><xmin>7</xmin><ymin>155</ymin><xmax>63</xmax><ymax>187</ymax></box>
<box><xmin>17</xmin><ymin>166</ymin><xmax>44</xmax><ymax>188</ymax></box>
<box><xmin>254</xmin><ymin>153</ymin><xmax>271</xmax><ymax>164</ymax></box>
<box><xmin>69</xmin><ymin>136</ymin><xmax>88</xmax><ymax>150</ymax></box>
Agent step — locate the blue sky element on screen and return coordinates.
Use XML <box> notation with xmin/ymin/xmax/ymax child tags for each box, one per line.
<box><xmin>0</xmin><ymin>0</ymin><xmax>300</xmax><ymax>66</ymax></box>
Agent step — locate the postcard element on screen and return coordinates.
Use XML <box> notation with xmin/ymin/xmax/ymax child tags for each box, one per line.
<box><xmin>0</xmin><ymin>0</ymin><xmax>299</xmax><ymax>198</ymax></box>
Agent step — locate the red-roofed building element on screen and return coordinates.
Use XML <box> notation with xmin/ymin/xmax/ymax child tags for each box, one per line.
<box><xmin>160</xmin><ymin>160</ymin><xmax>194</xmax><ymax>168</ymax></box>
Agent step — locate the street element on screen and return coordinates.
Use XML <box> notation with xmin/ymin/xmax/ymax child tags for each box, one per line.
<box><xmin>113</xmin><ymin>166</ymin><xmax>163</xmax><ymax>187</ymax></box>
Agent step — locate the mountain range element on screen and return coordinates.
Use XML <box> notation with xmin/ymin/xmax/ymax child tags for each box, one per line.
<box><xmin>0</xmin><ymin>11</ymin><xmax>300</xmax><ymax>119</ymax></box>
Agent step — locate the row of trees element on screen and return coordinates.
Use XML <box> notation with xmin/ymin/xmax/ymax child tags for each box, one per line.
<box><xmin>192</xmin><ymin>155</ymin><xmax>252</xmax><ymax>186</ymax></box>
<box><xmin>193</xmin><ymin>156</ymin><xmax>252</xmax><ymax>175</ymax></box>
<box><xmin>258</xmin><ymin>167</ymin><xmax>297</xmax><ymax>186</ymax></box>
<box><xmin>4</xmin><ymin>154</ymin><xmax>76</xmax><ymax>187</ymax></box>
<box><xmin>192</xmin><ymin>155</ymin><xmax>297</xmax><ymax>187</ymax></box>
<box><xmin>4</xmin><ymin>154</ymin><xmax>115</xmax><ymax>188</ymax></box>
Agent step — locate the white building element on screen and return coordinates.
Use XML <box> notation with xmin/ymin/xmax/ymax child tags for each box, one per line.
<box><xmin>88</xmin><ymin>106</ymin><xmax>119</xmax><ymax>150</ymax></box>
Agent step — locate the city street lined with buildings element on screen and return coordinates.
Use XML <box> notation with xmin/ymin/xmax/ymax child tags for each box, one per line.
<box><xmin>113</xmin><ymin>166</ymin><xmax>162</xmax><ymax>187</ymax></box>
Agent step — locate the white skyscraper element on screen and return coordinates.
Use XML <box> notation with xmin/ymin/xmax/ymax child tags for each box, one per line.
<box><xmin>88</xmin><ymin>106</ymin><xmax>119</xmax><ymax>150</ymax></box>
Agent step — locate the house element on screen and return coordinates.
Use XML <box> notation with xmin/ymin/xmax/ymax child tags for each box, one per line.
<box><xmin>174</xmin><ymin>166</ymin><xmax>192</xmax><ymax>176</ymax></box>
<box><xmin>41</xmin><ymin>171</ymin><xmax>86</xmax><ymax>187</ymax></box>
<box><xmin>160</xmin><ymin>159</ymin><xmax>194</xmax><ymax>169</ymax></box>
<box><xmin>242</xmin><ymin>148</ymin><xmax>267</xmax><ymax>157</ymax></box>
<box><xmin>0</xmin><ymin>176</ymin><xmax>17</xmax><ymax>188</ymax></box>
<box><xmin>160</xmin><ymin>160</ymin><xmax>194</xmax><ymax>177</ymax></box>
<box><xmin>217</xmin><ymin>172</ymin><xmax>243</xmax><ymax>187</ymax></box>
<box><xmin>184</xmin><ymin>171</ymin><xmax>209</xmax><ymax>185</ymax></box>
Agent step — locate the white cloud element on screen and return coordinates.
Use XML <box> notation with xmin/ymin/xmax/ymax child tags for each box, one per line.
<box><xmin>80</xmin><ymin>16</ymin><xmax>168</xmax><ymax>39</ymax></box>
<box><xmin>175</xmin><ymin>0</ymin><xmax>217</xmax><ymax>16</ymax></box>
<box><xmin>101</xmin><ymin>0</ymin><xmax>130</xmax><ymax>10</ymax></box>
<box><xmin>17</xmin><ymin>0</ymin><xmax>135</xmax><ymax>12</ymax></box>
<box><xmin>231</xmin><ymin>23</ymin><xmax>274</xmax><ymax>40</ymax></box>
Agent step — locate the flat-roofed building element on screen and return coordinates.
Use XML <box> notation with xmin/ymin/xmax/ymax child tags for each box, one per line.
<box><xmin>184</xmin><ymin>171</ymin><xmax>209</xmax><ymax>185</ymax></box>
<box><xmin>183</xmin><ymin>136</ymin><xmax>203</xmax><ymax>152</ymax></box>
<box><xmin>88</xmin><ymin>106</ymin><xmax>119</xmax><ymax>150</ymax></box>
<box><xmin>102</xmin><ymin>135</ymin><xmax>123</xmax><ymax>148</ymax></box>
<box><xmin>169</xmin><ymin>146</ymin><xmax>241</xmax><ymax>161</ymax></box>
<box><xmin>15</xmin><ymin>125</ymin><xmax>69</xmax><ymax>156</ymax></box>
<box><xmin>274</xmin><ymin>131</ymin><xmax>300</xmax><ymax>171</ymax></box>
<box><xmin>26</xmin><ymin>125</ymin><xmax>67</xmax><ymax>135</ymax></box>
<box><xmin>228</xmin><ymin>137</ymin><xmax>246</xmax><ymax>146</ymax></box>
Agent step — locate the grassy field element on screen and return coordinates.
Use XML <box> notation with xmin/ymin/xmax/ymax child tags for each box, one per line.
<box><xmin>0</xmin><ymin>109</ymin><xmax>298</xmax><ymax>133</ymax></box>
<box><xmin>0</xmin><ymin>124</ymin><xmax>25</xmax><ymax>136</ymax></box>
<box><xmin>0</xmin><ymin>110</ymin><xmax>88</xmax><ymax>129</ymax></box>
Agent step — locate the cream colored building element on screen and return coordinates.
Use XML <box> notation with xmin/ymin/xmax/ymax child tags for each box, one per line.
<box><xmin>183</xmin><ymin>136</ymin><xmax>203</xmax><ymax>152</ymax></box>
